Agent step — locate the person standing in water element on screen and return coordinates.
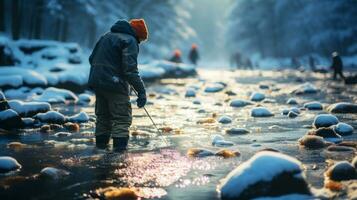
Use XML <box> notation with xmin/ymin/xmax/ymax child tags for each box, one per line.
<box><xmin>331</xmin><ymin>51</ymin><xmax>345</xmax><ymax>80</ymax></box>
<box><xmin>88</xmin><ymin>19</ymin><xmax>148</xmax><ymax>151</ymax></box>
<box><xmin>188</xmin><ymin>43</ymin><xmax>200</xmax><ymax>65</ymax></box>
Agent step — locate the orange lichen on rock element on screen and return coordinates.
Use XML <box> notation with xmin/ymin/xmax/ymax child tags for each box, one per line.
<box><xmin>95</xmin><ymin>187</ymin><xmax>139</xmax><ymax>200</ymax></box>
<box><xmin>160</xmin><ymin>127</ymin><xmax>173</xmax><ymax>133</ymax></box>
<box><xmin>197</xmin><ymin>118</ymin><xmax>216</xmax><ymax>124</ymax></box>
<box><xmin>7</xmin><ymin>142</ymin><xmax>27</xmax><ymax>150</ymax></box>
<box><xmin>324</xmin><ymin>180</ymin><xmax>344</xmax><ymax>191</ymax></box>
<box><xmin>64</xmin><ymin>122</ymin><xmax>80</xmax><ymax>132</ymax></box>
<box><xmin>215</xmin><ymin>149</ymin><xmax>240</xmax><ymax>158</ymax></box>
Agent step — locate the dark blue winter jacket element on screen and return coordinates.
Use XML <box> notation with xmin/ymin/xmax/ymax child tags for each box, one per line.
<box><xmin>88</xmin><ymin>20</ymin><xmax>146</xmax><ymax>97</ymax></box>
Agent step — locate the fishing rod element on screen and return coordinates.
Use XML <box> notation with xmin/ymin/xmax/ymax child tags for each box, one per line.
<box><xmin>130</xmin><ymin>85</ymin><xmax>169</xmax><ymax>146</ymax></box>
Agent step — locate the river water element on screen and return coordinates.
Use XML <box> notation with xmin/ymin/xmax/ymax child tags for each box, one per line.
<box><xmin>1</xmin><ymin>69</ymin><xmax>356</xmax><ymax>199</ymax></box>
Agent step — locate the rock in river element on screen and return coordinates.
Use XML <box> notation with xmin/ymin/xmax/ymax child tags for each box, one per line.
<box><xmin>0</xmin><ymin>156</ymin><xmax>22</xmax><ymax>173</ymax></box>
<box><xmin>217</xmin><ymin>151</ymin><xmax>310</xmax><ymax>199</ymax></box>
<box><xmin>325</xmin><ymin>161</ymin><xmax>357</xmax><ymax>181</ymax></box>
<box><xmin>333</xmin><ymin>122</ymin><xmax>354</xmax><ymax>136</ymax></box>
<box><xmin>327</xmin><ymin>102</ymin><xmax>357</xmax><ymax>114</ymax></box>
<box><xmin>313</xmin><ymin>114</ymin><xmax>339</xmax><ymax>129</ymax></box>
<box><xmin>251</xmin><ymin>107</ymin><xmax>274</xmax><ymax>117</ymax></box>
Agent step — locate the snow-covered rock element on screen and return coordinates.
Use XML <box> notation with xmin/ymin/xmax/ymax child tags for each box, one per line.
<box><xmin>0</xmin><ymin>109</ymin><xmax>23</xmax><ymax>129</ymax></box>
<box><xmin>40</xmin><ymin>167</ymin><xmax>70</xmax><ymax>180</ymax></box>
<box><xmin>204</xmin><ymin>83</ymin><xmax>225</xmax><ymax>93</ymax></box>
<box><xmin>33</xmin><ymin>87</ymin><xmax>78</xmax><ymax>103</ymax></box>
<box><xmin>0</xmin><ymin>67</ymin><xmax>47</xmax><ymax>86</ymax></box>
<box><xmin>22</xmin><ymin>118</ymin><xmax>35</xmax><ymax>127</ymax></box>
<box><xmin>292</xmin><ymin>82</ymin><xmax>318</xmax><ymax>95</ymax></box>
<box><xmin>251</xmin><ymin>107</ymin><xmax>274</xmax><ymax>117</ymax></box>
<box><xmin>308</xmin><ymin>127</ymin><xmax>342</xmax><ymax>143</ymax></box>
<box><xmin>212</xmin><ymin>134</ymin><xmax>234</xmax><ymax>146</ymax></box>
<box><xmin>0</xmin><ymin>75</ymin><xmax>23</xmax><ymax>88</ymax></box>
<box><xmin>34</xmin><ymin>111</ymin><xmax>66</xmax><ymax>124</ymax></box>
<box><xmin>333</xmin><ymin>123</ymin><xmax>354</xmax><ymax>136</ymax></box>
<box><xmin>286</xmin><ymin>98</ymin><xmax>298</xmax><ymax>105</ymax></box>
<box><xmin>313</xmin><ymin>114</ymin><xmax>339</xmax><ymax>129</ymax></box>
<box><xmin>325</xmin><ymin>161</ymin><xmax>357</xmax><ymax>181</ymax></box>
<box><xmin>78</xmin><ymin>93</ymin><xmax>92</xmax><ymax>103</ymax></box>
<box><xmin>187</xmin><ymin>148</ymin><xmax>215</xmax><ymax>157</ymax></box>
<box><xmin>67</xmin><ymin>111</ymin><xmax>89</xmax><ymax>123</ymax></box>
<box><xmin>327</xmin><ymin>102</ymin><xmax>357</xmax><ymax>114</ymax></box>
<box><xmin>217</xmin><ymin>151</ymin><xmax>310</xmax><ymax>200</ymax></box>
<box><xmin>185</xmin><ymin>88</ymin><xmax>196</xmax><ymax>97</ymax></box>
<box><xmin>8</xmin><ymin>100</ymin><xmax>51</xmax><ymax>117</ymax></box>
<box><xmin>0</xmin><ymin>156</ymin><xmax>22</xmax><ymax>173</ymax></box>
<box><xmin>230</xmin><ymin>99</ymin><xmax>253</xmax><ymax>108</ymax></box>
<box><xmin>303</xmin><ymin>101</ymin><xmax>323</xmax><ymax>110</ymax></box>
<box><xmin>298</xmin><ymin>135</ymin><xmax>326</xmax><ymax>149</ymax></box>
<box><xmin>149</xmin><ymin>60</ymin><xmax>196</xmax><ymax>77</ymax></box>
<box><xmin>218</xmin><ymin>116</ymin><xmax>232</xmax><ymax>124</ymax></box>
<box><xmin>138</xmin><ymin>64</ymin><xmax>166</xmax><ymax>79</ymax></box>
<box><xmin>250</xmin><ymin>92</ymin><xmax>265</xmax><ymax>102</ymax></box>
<box><xmin>226</xmin><ymin>128</ymin><xmax>250</xmax><ymax>135</ymax></box>
<box><xmin>54</xmin><ymin>132</ymin><xmax>72</xmax><ymax>137</ymax></box>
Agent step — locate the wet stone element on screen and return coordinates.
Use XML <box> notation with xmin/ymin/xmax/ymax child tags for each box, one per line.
<box><xmin>325</xmin><ymin>161</ymin><xmax>357</xmax><ymax>181</ymax></box>
<box><xmin>0</xmin><ymin>156</ymin><xmax>22</xmax><ymax>174</ymax></box>
<box><xmin>298</xmin><ymin>135</ymin><xmax>326</xmax><ymax>149</ymax></box>
<box><xmin>225</xmin><ymin>128</ymin><xmax>249</xmax><ymax>135</ymax></box>
<box><xmin>333</xmin><ymin>122</ymin><xmax>354</xmax><ymax>136</ymax></box>
<box><xmin>218</xmin><ymin>116</ymin><xmax>232</xmax><ymax>124</ymax></box>
<box><xmin>313</xmin><ymin>114</ymin><xmax>339</xmax><ymax>129</ymax></box>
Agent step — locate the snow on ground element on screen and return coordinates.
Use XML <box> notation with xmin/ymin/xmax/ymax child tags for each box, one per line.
<box><xmin>32</xmin><ymin>87</ymin><xmax>78</xmax><ymax>103</ymax></box>
<box><xmin>0</xmin><ymin>36</ymin><xmax>196</xmax><ymax>92</ymax></box>
<box><xmin>8</xmin><ymin>100</ymin><xmax>51</xmax><ymax>117</ymax></box>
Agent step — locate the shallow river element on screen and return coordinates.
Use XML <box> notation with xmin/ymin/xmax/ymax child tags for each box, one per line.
<box><xmin>1</xmin><ymin>69</ymin><xmax>356</xmax><ymax>199</ymax></box>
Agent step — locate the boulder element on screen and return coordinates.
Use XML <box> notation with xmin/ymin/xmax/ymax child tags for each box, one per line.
<box><xmin>250</xmin><ymin>92</ymin><xmax>265</xmax><ymax>102</ymax></box>
<box><xmin>251</xmin><ymin>107</ymin><xmax>274</xmax><ymax>117</ymax></box>
<box><xmin>8</xmin><ymin>100</ymin><xmax>51</xmax><ymax>117</ymax></box>
<box><xmin>304</xmin><ymin>101</ymin><xmax>323</xmax><ymax>110</ymax></box>
<box><xmin>307</xmin><ymin>127</ymin><xmax>342</xmax><ymax>143</ymax></box>
<box><xmin>34</xmin><ymin>111</ymin><xmax>66</xmax><ymax>124</ymax></box>
<box><xmin>218</xmin><ymin>151</ymin><xmax>310</xmax><ymax>199</ymax></box>
<box><xmin>204</xmin><ymin>83</ymin><xmax>225</xmax><ymax>93</ymax></box>
<box><xmin>0</xmin><ymin>156</ymin><xmax>22</xmax><ymax>173</ymax></box>
<box><xmin>325</xmin><ymin>161</ymin><xmax>357</xmax><ymax>181</ymax></box>
<box><xmin>185</xmin><ymin>88</ymin><xmax>196</xmax><ymax>97</ymax></box>
<box><xmin>0</xmin><ymin>109</ymin><xmax>23</xmax><ymax>129</ymax></box>
<box><xmin>226</xmin><ymin>128</ymin><xmax>250</xmax><ymax>135</ymax></box>
<box><xmin>286</xmin><ymin>98</ymin><xmax>298</xmax><ymax>105</ymax></box>
<box><xmin>312</xmin><ymin>114</ymin><xmax>339</xmax><ymax>129</ymax></box>
<box><xmin>327</xmin><ymin>102</ymin><xmax>357</xmax><ymax>114</ymax></box>
<box><xmin>218</xmin><ymin>116</ymin><xmax>232</xmax><ymax>124</ymax></box>
<box><xmin>40</xmin><ymin>167</ymin><xmax>70</xmax><ymax>180</ymax></box>
<box><xmin>67</xmin><ymin>111</ymin><xmax>89</xmax><ymax>123</ymax></box>
<box><xmin>298</xmin><ymin>135</ymin><xmax>326</xmax><ymax>149</ymax></box>
<box><xmin>333</xmin><ymin>122</ymin><xmax>354</xmax><ymax>136</ymax></box>
<box><xmin>230</xmin><ymin>99</ymin><xmax>253</xmax><ymax>108</ymax></box>
<box><xmin>212</xmin><ymin>135</ymin><xmax>234</xmax><ymax>146</ymax></box>
<box><xmin>187</xmin><ymin>148</ymin><xmax>215</xmax><ymax>157</ymax></box>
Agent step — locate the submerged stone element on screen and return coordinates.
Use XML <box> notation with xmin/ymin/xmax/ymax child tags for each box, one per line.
<box><xmin>226</xmin><ymin>128</ymin><xmax>249</xmax><ymax>135</ymax></box>
<box><xmin>218</xmin><ymin>116</ymin><xmax>232</xmax><ymax>124</ymax></box>
<box><xmin>251</xmin><ymin>107</ymin><xmax>274</xmax><ymax>117</ymax></box>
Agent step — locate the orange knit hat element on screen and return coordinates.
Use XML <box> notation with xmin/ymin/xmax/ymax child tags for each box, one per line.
<box><xmin>174</xmin><ymin>49</ymin><xmax>181</xmax><ymax>57</ymax></box>
<box><xmin>129</xmin><ymin>19</ymin><xmax>148</xmax><ymax>41</ymax></box>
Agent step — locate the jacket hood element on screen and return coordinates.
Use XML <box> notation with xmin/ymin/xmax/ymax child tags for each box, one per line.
<box><xmin>110</xmin><ymin>20</ymin><xmax>138</xmax><ymax>42</ymax></box>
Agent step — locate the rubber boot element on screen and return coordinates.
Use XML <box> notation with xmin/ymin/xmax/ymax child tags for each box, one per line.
<box><xmin>113</xmin><ymin>136</ymin><xmax>129</xmax><ymax>152</ymax></box>
<box><xmin>95</xmin><ymin>135</ymin><xmax>110</xmax><ymax>149</ymax></box>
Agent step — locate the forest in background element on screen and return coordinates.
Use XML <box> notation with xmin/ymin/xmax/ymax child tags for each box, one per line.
<box><xmin>227</xmin><ymin>0</ymin><xmax>357</xmax><ymax>59</ymax></box>
<box><xmin>0</xmin><ymin>0</ymin><xmax>196</xmax><ymax>59</ymax></box>
<box><xmin>1</xmin><ymin>0</ymin><xmax>357</xmax><ymax>61</ymax></box>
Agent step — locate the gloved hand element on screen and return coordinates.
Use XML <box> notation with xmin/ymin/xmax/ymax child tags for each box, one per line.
<box><xmin>136</xmin><ymin>93</ymin><xmax>147</xmax><ymax>108</ymax></box>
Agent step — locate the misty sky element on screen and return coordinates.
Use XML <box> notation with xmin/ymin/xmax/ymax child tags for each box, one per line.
<box><xmin>189</xmin><ymin>0</ymin><xmax>232</xmax><ymax>66</ymax></box>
